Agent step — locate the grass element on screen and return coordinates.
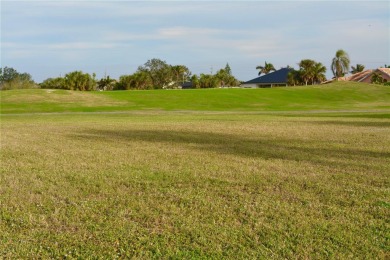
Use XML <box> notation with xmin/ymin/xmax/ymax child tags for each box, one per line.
<box><xmin>1</xmin><ymin>83</ymin><xmax>389</xmax><ymax>258</ymax></box>
<box><xmin>1</xmin><ymin>81</ymin><xmax>390</xmax><ymax>113</ymax></box>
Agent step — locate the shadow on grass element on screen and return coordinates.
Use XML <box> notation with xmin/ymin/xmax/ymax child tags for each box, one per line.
<box><xmin>305</xmin><ymin>120</ymin><xmax>390</xmax><ymax>127</ymax></box>
<box><xmin>281</xmin><ymin>113</ymin><xmax>390</xmax><ymax>120</ymax></box>
<box><xmin>71</xmin><ymin>129</ymin><xmax>389</xmax><ymax>169</ymax></box>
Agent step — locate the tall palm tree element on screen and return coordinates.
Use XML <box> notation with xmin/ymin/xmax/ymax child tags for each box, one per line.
<box><xmin>350</xmin><ymin>64</ymin><xmax>365</xmax><ymax>74</ymax></box>
<box><xmin>256</xmin><ymin>61</ymin><xmax>276</xmax><ymax>76</ymax></box>
<box><xmin>331</xmin><ymin>49</ymin><xmax>350</xmax><ymax>79</ymax></box>
<box><xmin>312</xmin><ymin>62</ymin><xmax>327</xmax><ymax>84</ymax></box>
<box><xmin>299</xmin><ymin>59</ymin><xmax>316</xmax><ymax>86</ymax></box>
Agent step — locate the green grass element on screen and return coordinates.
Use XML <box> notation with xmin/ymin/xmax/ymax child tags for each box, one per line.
<box><xmin>1</xmin><ymin>81</ymin><xmax>390</xmax><ymax>113</ymax></box>
<box><xmin>1</xmin><ymin>83</ymin><xmax>389</xmax><ymax>258</ymax></box>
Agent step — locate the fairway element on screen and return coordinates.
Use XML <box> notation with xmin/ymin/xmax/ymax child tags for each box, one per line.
<box><xmin>1</xmin><ymin>84</ymin><xmax>389</xmax><ymax>258</ymax></box>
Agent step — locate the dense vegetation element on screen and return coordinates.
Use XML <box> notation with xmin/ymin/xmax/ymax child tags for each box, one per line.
<box><xmin>0</xmin><ymin>67</ymin><xmax>37</xmax><ymax>90</ymax></box>
<box><xmin>2</xmin><ymin>50</ymin><xmax>389</xmax><ymax>91</ymax></box>
<box><xmin>40</xmin><ymin>60</ymin><xmax>240</xmax><ymax>91</ymax></box>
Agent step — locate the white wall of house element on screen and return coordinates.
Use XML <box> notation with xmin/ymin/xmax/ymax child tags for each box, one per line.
<box><xmin>240</xmin><ymin>84</ymin><xmax>258</xmax><ymax>88</ymax></box>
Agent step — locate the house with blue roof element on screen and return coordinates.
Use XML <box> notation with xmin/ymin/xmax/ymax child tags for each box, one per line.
<box><xmin>241</xmin><ymin>67</ymin><xmax>292</xmax><ymax>88</ymax></box>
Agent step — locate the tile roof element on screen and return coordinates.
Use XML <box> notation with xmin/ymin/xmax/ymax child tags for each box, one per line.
<box><xmin>341</xmin><ymin>70</ymin><xmax>373</xmax><ymax>82</ymax></box>
<box><xmin>341</xmin><ymin>68</ymin><xmax>390</xmax><ymax>82</ymax></box>
<box><xmin>378</xmin><ymin>68</ymin><xmax>390</xmax><ymax>77</ymax></box>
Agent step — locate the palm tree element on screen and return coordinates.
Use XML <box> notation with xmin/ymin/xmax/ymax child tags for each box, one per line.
<box><xmin>312</xmin><ymin>62</ymin><xmax>327</xmax><ymax>84</ymax></box>
<box><xmin>331</xmin><ymin>49</ymin><xmax>350</xmax><ymax>79</ymax></box>
<box><xmin>287</xmin><ymin>69</ymin><xmax>301</xmax><ymax>86</ymax></box>
<box><xmin>256</xmin><ymin>61</ymin><xmax>276</xmax><ymax>76</ymax></box>
<box><xmin>350</xmin><ymin>64</ymin><xmax>365</xmax><ymax>74</ymax></box>
<box><xmin>299</xmin><ymin>59</ymin><xmax>316</xmax><ymax>86</ymax></box>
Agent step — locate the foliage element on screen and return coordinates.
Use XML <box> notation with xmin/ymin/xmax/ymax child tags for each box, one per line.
<box><xmin>299</xmin><ymin>59</ymin><xmax>316</xmax><ymax>86</ymax></box>
<box><xmin>0</xmin><ymin>66</ymin><xmax>36</xmax><ymax>90</ymax></box>
<box><xmin>312</xmin><ymin>62</ymin><xmax>327</xmax><ymax>84</ymax></box>
<box><xmin>171</xmin><ymin>65</ymin><xmax>191</xmax><ymax>88</ymax></box>
<box><xmin>137</xmin><ymin>59</ymin><xmax>173</xmax><ymax>89</ymax></box>
<box><xmin>194</xmin><ymin>65</ymin><xmax>239</xmax><ymax>89</ymax></box>
<box><xmin>40</xmin><ymin>77</ymin><xmax>66</xmax><ymax>89</ymax></box>
<box><xmin>115</xmin><ymin>72</ymin><xmax>153</xmax><ymax>90</ymax></box>
<box><xmin>64</xmin><ymin>71</ymin><xmax>96</xmax><ymax>91</ymax></box>
<box><xmin>190</xmin><ymin>75</ymin><xmax>200</xmax><ymax>89</ymax></box>
<box><xmin>40</xmin><ymin>72</ymin><xmax>96</xmax><ymax>91</ymax></box>
<box><xmin>370</xmin><ymin>72</ymin><xmax>387</xmax><ymax>85</ymax></box>
<box><xmin>287</xmin><ymin>69</ymin><xmax>302</xmax><ymax>86</ymax></box>
<box><xmin>97</xmin><ymin>76</ymin><xmax>116</xmax><ymax>91</ymax></box>
<box><xmin>350</xmin><ymin>64</ymin><xmax>365</xmax><ymax>74</ymax></box>
<box><xmin>224</xmin><ymin>63</ymin><xmax>232</xmax><ymax>75</ymax></box>
<box><xmin>256</xmin><ymin>61</ymin><xmax>276</xmax><ymax>76</ymax></box>
<box><xmin>331</xmin><ymin>49</ymin><xmax>350</xmax><ymax>79</ymax></box>
<box><xmin>198</xmin><ymin>73</ymin><xmax>220</xmax><ymax>88</ymax></box>
<box><xmin>288</xmin><ymin>60</ymin><xmax>326</xmax><ymax>86</ymax></box>
<box><xmin>214</xmin><ymin>68</ymin><xmax>240</xmax><ymax>87</ymax></box>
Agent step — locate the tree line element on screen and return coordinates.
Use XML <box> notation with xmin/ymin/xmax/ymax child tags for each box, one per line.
<box><xmin>256</xmin><ymin>49</ymin><xmax>389</xmax><ymax>86</ymax></box>
<box><xmin>1</xmin><ymin>49</ymin><xmax>388</xmax><ymax>91</ymax></box>
<box><xmin>0</xmin><ymin>67</ymin><xmax>36</xmax><ymax>90</ymax></box>
<box><xmin>33</xmin><ymin>59</ymin><xmax>238</xmax><ymax>91</ymax></box>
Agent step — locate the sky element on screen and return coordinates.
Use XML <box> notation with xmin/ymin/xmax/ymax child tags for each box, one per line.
<box><xmin>1</xmin><ymin>0</ymin><xmax>389</xmax><ymax>83</ymax></box>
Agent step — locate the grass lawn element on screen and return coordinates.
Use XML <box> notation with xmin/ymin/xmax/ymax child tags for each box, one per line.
<box><xmin>0</xmin><ymin>83</ymin><xmax>389</xmax><ymax>258</ymax></box>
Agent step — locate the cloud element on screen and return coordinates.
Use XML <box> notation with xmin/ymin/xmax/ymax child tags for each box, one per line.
<box><xmin>1</xmin><ymin>0</ymin><xmax>388</xmax><ymax>82</ymax></box>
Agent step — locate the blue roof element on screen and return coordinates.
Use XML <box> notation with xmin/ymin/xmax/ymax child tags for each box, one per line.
<box><xmin>243</xmin><ymin>68</ymin><xmax>292</xmax><ymax>84</ymax></box>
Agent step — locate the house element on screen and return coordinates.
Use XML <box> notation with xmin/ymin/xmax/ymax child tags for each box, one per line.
<box><xmin>337</xmin><ymin>68</ymin><xmax>390</xmax><ymax>83</ymax></box>
<box><xmin>179</xmin><ymin>82</ymin><xmax>193</xmax><ymax>89</ymax></box>
<box><xmin>241</xmin><ymin>68</ymin><xmax>292</xmax><ymax>88</ymax></box>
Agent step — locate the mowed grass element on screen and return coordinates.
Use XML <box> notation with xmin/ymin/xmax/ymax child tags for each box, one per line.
<box><xmin>1</xmin><ymin>81</ymin><xmax>390</xmax><ymax>113</ymax></box>
<box><xmin>0</xmin><ymin>83</ymin><xmax>389</xmax><ymax>258</ymax></box>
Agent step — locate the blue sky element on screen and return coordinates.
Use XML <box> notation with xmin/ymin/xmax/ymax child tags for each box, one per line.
<box><xmin>1</xmin><ymin>0</ymin><xmax>389</xmax><ymax>82</ymax></box>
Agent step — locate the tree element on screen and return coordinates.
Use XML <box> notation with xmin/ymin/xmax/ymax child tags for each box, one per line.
<box><xmin>64</xmin><ymin>71</ymin><xmax>96</xmax><ymax>91</ymax></box>
<box><xmin>116</xmin><ymin>71</ymin><xmax>152</xmax><ymax>90</ymax></box>
<box><xmin>256</xmin><ymin>61</ymin><xmax>276</xmax><ymax>76</ymax></box>
<box><xmin>138</xmin><ymin>59</ymin><xmax>173</xmax><ymax>89</ymax></box>
<box><xmin>331</xmin><ymin>49</ymin><xmax>350</xmax><ymax>79</ymax></box>
<box><xmin>191</xmin><ymin>75</ymin><xmax>200</xmax><ymax>89</ymax></box>
<box><xmin>97</xmin><ymin>75</ymin><xmax>115</xmax><ymax>91</ymax></box>
<box><xmin>0</xmin><ymin>66</ymin><xmax>35</xmax><ymax>90</ymax></box>
<box><xmin>215</xmin><ymin>68</ymin><xmax>239</xmax><ymax>87</ymax></box>
<box><xmin>287</xmin><ymin>69</ymin><xmax>302</xmax><ymax>86</ymax></box>
<box><xmin>350</xmin><ymin>64</ymin><xmax>365</xmax><ymax>74</ymax></box>
<box><xmin>224</xmin><ymin>63</ymin><xmax>232</xmax><ymax>76</ymax></box>
<box><xmin>198</xmin><ymin>73</ymin><xmax>219</xmax><ymax>88</ymax></box>
<box><xmin>293</xmin><ymin>60</ymin><xmax>327</xmax><ymax>86</ymax></box>
<box><xmin>171</xmin><ymin>65</ymin><xmax>191</xmax><ymax>88</ymax></box>
<box><xmin>371</xmin><ymin>73</ymin><xmax>385</xmax><ymax>85</ymax></box>
<box><xmin>40</xmin><ymin>77</ymin><xmax>65</xmax><ymax>89</ymax></box>
<box><xmin>298</xmin><ymin>59</ymin><xmax>316</xmax><ymax>86</ymax></box>
<box><xmin>312</xmin><ymin>62</ymin><xmax>327</xmax><ymax>84</ymax></box>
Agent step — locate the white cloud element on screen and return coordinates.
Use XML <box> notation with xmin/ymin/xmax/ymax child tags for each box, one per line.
<box><xmin>1</xmin><ymin>0</ymin><xmax>388</xmax><ymax>82</ymax></box>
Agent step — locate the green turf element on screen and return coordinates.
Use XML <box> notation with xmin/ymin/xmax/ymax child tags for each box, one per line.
<box><xmin>0</xmin><ymin>82</ymin><xmax>389</xmax><ymax>258</ymax></box>
<box><xmin>1</xmin><ymin>82</ymin><xmax>389</xmax><ymax>114</ymax></box>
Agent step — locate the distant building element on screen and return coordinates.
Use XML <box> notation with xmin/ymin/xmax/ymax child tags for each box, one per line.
<box><xmin>331</xmin><ymin>68</ymin><xmax>390</xmax><ymax>83</ymax></box>
<box><xmin>241</xmin><ymin>68</ymin><xmax>292</xmax><ymax>88</ymax></box>
<box><xmin>179</xmin><ymin>82</ymin><xmax>193</xmax><ymax>89</ymax></box>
